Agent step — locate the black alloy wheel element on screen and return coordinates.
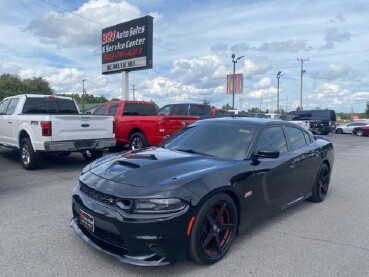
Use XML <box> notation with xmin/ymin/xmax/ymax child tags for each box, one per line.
<box><xmin>129</xmin><ymin>132</ymin><xmax>148</xmax><ymax>150</ymax></box>
<box><xmin>309</xmin><ymin>163</ymin><xmax>330</xmax><ymax>203</ymax></box>
<box><xmin>188</xmin><ymin>193</ymin><xmax>237</xmax><ymax>265</ymax></box>
<box><xmin>335</xmin><ymin>128</ymin><xmax>343</xmax><ymax>134</ymax></box>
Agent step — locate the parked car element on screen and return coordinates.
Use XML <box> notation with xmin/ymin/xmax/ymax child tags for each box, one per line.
<box><xmin>286</xmin><ymin>109</ymin><xmax>337</xmax><ymax>135</ymax></box>
<box><xmin>0</xmin><ymin>94</ymin><xmax>115</xmax><ymax>169</ymax></box>
<box><xmin>352</xmin><ymin>125</ymin><xmax>369</xmax><ymax>136</ymax></box>
<box><xmin>70</xmin><ymin>117</ymin><xmax>334</xmax><ymax>266</ymax></box>
<box><xmin>93</xmin><ymin>100</ymin><xmax>198</xmax><ymax>149</ymax></box>
<box><xmin>335</xmin><ymin>122</ymin><xmax>369</xmax><ymax>134</ymax></box>
<box><xmin>159</xmin><ymin>103</ymin><xmax>212</xmax><ymax>118</ymax></box>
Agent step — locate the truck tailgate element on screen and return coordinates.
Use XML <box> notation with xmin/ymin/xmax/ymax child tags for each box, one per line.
<box><xmin>50</xmin><ymin>115</ymin><xmax>114</xmax><ymax>141</ymax></box>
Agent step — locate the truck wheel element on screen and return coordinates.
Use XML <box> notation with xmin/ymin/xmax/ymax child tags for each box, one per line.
<box><xmin>19</xmin><ymin>138</ymin><xmax>42</xmax><ymax>170</ymax></box>
<box><xmin>129</xmin><ymin>132</ymin><xmax>147</xmax><ymax>150</ymax></box>
<box><xmin>83</xmin><ymin>150</ymin><xmax>103</xmax><ymax>163</ymax></box>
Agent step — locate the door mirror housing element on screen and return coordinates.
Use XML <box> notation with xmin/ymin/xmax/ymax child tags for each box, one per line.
<box><xmin>253</xmin><ymin>149</ymin><xmax>280</xmax><ymax>159</ymax></box>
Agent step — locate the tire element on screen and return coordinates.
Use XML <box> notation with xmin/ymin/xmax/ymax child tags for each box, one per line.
<box><xmin>82</xmin><ymin>150</ymin><xmax>103</xmax><ymax>163</ymax></box>
<box><xmin>309</xmin><ymin>163</ymin><xmax>330</xmax><ymax>203</ymax></box>
<box><xmin>335</xmin><ymin>128</ymin><xmax>343</xmax><ymax>134</ymax></box>
<box><xmin>19</xmin><ymin>138</ymin><xmax>42</xmax><ymax>170</ymax></box>
<box><xmin>188</xmin><ymin>193</ymin><xmax>238</xmax><ymax>265</ymax></box>
<box><xmin>356</xmin><ymin>129</ymin><xmax>365</xmax><ymax>136</ymax></box>
<box><xmin>129</xmin><ymin>132</ymin><xmax>147</xmax><ymax>150</ymax></box>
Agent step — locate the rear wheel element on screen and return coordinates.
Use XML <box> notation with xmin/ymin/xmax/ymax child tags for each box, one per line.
<box><xmin>309</xmin><ymin>163</ymin><xmax>330</xmax><ymax>203</ymax></box>
<box><xmin>129</xmin><ymin>132</ymin><xmax>147</xmax><ymax>150</ymax></box>
<box><xmin>188</xmin><ymin>193</ymin><xmax>237</xmax><ymax>265</ymax></box>
<box><xmin>335</xmin><ymin>128</ymin><xmax>343</xmax><ymax>134</ymax></box>
<box><xmin>82</xmin><ymin>150</ymin><xmax>103</xmax><ymax>163</ymax></box>
<box><xmin>19</xmin><ymin>138</ymin><xmax>42</xmax><ymax>170</ymax></box>
<box><xmin>356</xmin><ymin>129</ymin><xmax>365</xmax><ymax>136</ymax></box>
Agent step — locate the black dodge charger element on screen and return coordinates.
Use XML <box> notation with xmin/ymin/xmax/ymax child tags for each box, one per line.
<box><xmin>71</xmin><ymin>118</ymin><xmax>334</xmax><ymax>266</ymax></box>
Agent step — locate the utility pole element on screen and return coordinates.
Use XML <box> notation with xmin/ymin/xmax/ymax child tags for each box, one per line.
<box><xmin>82</xmin><ymin>79</ymin><xmax>87</xmax><ymax>113</ymax></box>
<box><xmin>131</xmin><ymin>85</ymin><xmax>136</xmax><ymax>101</ymax></box>
<box><xmin>297</xmin><ymin>58</ymin><xmax>309</xmax><ymax>110</ymax></box>
<box><xmin>276</xmin><ymin>71</ymin><xmax>283</xmax><ymax>114</ymax></box>
<box><xmin>231</xmin><ymin>54</ymin><xmax>244</xmax><ymax>109</ymax></box>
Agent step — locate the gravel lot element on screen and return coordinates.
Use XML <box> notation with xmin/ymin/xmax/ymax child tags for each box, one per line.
<box><xmin>1</xmin><ymin>133</ymin><xmax>368</xmax><ymax>277</ymax></box>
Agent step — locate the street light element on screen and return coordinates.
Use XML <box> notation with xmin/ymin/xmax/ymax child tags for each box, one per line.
<box><xmin>231</xmin><ymin>54</ymin><xmax>244</xmax><ymax>109</ymax></box>
<box><xmin>276</xmin><ymin>71</ymin><xmax>283</xmax><ymax>114</ymax></box>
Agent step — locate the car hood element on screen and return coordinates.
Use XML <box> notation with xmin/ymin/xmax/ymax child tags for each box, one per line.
<box><xmin>88</xmin><ymin>147</ymin><xmax>232</xmax><ymax>188</ymax></box>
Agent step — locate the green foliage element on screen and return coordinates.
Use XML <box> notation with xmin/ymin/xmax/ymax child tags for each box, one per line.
<box><xmin>202</xmin><ymin>98</ymin><xmax>210</xmax><ymax>106</ymax></box>
<box><xmin>56</xmin><ymin>93</ymin><xmax>108</xmax><ymax>104</ymax></box>
<box><xmin>248</xmin><ymin>107</ymin><xmax>263</xmax><ymax>113</ymax></box>
<box><xmin>366</xmin><ymin>101</ymin><xmax>369</xmax><ymax>117</ymax></box>
<box><xmin>296</xmin><ymin>106</ymin><xmax>303</xmax><ymax>111</ymax></box>
<box><xmin>0</xmin><ymin>74</ymin><xmax>53</xmax><ymax>101</ymax></box>
<box><xmin>222</xmin><ymin>103</ymin><xmax>232</xmax><ymax>110</ymax></box>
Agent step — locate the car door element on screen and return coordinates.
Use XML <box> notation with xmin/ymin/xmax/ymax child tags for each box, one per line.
<box><xmin>3</xmin><ymin>98</ymin><xmax>20</xmax><ymax>145</ymax></box>
<box><xmin>238</xmin><ymin>125</ymin><xmax>296</xmax><ymax>223</ymax></box>
<box><xmin>283</xmin><ymin>126</ymin><xmax>321</xmax><ymax>197</ymax></box>
<box><xmin>0</xmin><ymin>99</ymin><xmax>11</xmax><ymax>143</ymax></box>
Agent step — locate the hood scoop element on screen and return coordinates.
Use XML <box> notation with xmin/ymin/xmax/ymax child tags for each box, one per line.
<box><xmin>125</xmin><ymin>154</ymin><xmax>158</xmax><ymax>160</ymax></box>
<box><xmin>117</xmin><ymin>160</ymin><xmax>141</xmax><ymax>168</ymax></box>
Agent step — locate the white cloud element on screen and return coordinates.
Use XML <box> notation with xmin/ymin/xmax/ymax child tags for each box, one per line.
<box><xmin>253</xmin><ymin>77</ymin><xmax>272</xmax><ymax>89</ymax></box>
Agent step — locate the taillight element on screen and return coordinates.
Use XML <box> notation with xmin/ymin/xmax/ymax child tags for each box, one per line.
<box><xmin>41</xmin><ymin>121</ymin><xmax>52</xmax><ymax>136</ymax></box>
<box><xmin>157</xmin><ymin>120</ymin><xmax>165</xmax><ymax>133</ymax></box>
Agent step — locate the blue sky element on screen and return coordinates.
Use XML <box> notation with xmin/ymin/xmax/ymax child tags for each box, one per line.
<box><xmin>0</xmin><ymin>0</ymin><xmax>368</xmax><ymax>113</ymax></box>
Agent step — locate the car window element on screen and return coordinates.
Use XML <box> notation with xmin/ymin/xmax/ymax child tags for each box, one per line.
<box><xmin>171</xmin><ymin>104</ymin><xmax>188</xmax><ymax>115</ymax></box>
<box><xmin>285</xmin><ymin>126</ymin><xmax>307</xmax><ymax>150</ymax></box>
<box><xmin>108</xmin><ymin>103</ymin><xmax>118</xmax><ymax>116</ymax></box>
<box><xmin>255</xmin><ymin>126</ymin><xmax>287</xmax><ymax>153</ymax></box>
<box><xmin>158</xmin><ymin>105</ymin><xmax>171</xmax><ymax>115</ymax></box>
<box><xmin>123</xmin><ymin>103</ymin><xmax>157</xmax><ymax>116</ymax></box>
<box><xmin>94</xmin><ymin>104</ymin><xmax>107</xmax><ymax>115</ymax></box>
<box><xmin>189</xmin><ymin>105</ymin><xmax>205</xmax><ymax>115</ymax></box>
<box><xmin>165</xmin><ymin>123</ymin><xmax>256</xmax><ymax>160</ymax></box>
<box><xmin>0</xmin><ymin>99</ymin><xmax>11</xmax><ymax>114</ymax></box>
<box><xmin>22</xmin><ymin>98</ymin><xmax>79</xmax><ymax>114</ymax></box>
<box><xmin>303</xmin><ymin>131</ymin><xmax>312</xmax><ymax>144</ymax></box>
<box><xmin>6</xmin><ymin>98</ymin><xmax>19</xmax><ymax>115</ymax></box>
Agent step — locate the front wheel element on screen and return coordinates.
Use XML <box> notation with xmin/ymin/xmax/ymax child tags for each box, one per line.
<box><xmin>82</xmin><ymin>150</ymin><xmax>103</xmax><ymax>163</ymax></box>
<box><xmin>309</xmin><ymin>163</ymin><xmax>330</xmax><ymax>203</ymax></box>
<box><xmin>335</xmin><ymin>128</ymin><xmax>343</xmax><ymax>134</ymax></box>
<box><xmin>19</xmin><ymin>138</ymin><xmax>42</xmax><ymax>170</ymax></box>
<box><xmin>356</xmin><ymin>129</ymin><xmax>365</xmax><ymax>136</ymax></box>
<box><xmin>188</xmin><ymin>193</ymin><xmax>237</xmax><ymax>265</ymax></box>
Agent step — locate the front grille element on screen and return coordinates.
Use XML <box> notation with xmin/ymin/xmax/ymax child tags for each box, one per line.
<box><xmin>79</xmin><ymin>221</ymin><xmax>127</xmax><ymax>249</ymax></box>
<box><xmin>79</xmin><ymin>182</ymin><xmax>132</xmax><ymax>210</ymax></box>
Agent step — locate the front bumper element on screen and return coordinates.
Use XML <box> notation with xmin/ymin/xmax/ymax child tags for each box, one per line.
<box><xmin>71</xmin><ymin>184</ymin><xmax>190</xmax><ymax>266</ymax></box>
<box><xmin>44</xmin><ymin>138</ymin><xmax>116</xmax><ymax>152</ymax></box>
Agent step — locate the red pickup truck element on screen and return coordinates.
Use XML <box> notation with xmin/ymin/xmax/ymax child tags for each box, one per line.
<box><xmin>93</xmin><ymin>100</ymin><xmax>198</xmax><ymax>149</ymax></box>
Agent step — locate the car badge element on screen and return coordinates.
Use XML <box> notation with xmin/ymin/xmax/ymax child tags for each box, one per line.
<box><xmin>81</xmin><ymin>123</ymin><xmax>90</xmax><ymax>127</ymax></box>
<box><xmin>181</xmin><ymin>121</ymin><xmax>186</xmax><ymax>127</ymax></box>
<box><xmin>108</xmin><ymin>198</ymin><xmax>114</xmax><ymax>204</ymax></box>
<box><xmin>244</xmin><ymin>191</ymin><xmax>253</xmax><ymax>198</ymax></box>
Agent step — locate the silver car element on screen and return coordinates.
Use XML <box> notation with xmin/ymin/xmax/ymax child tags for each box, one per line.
<box><xmin>335</xmin><ymin>122</ymin><xmax>369</xmax><ymax>134</ymax></box>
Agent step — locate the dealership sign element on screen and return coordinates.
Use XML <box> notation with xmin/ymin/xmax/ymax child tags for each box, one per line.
<box><xmin>102</xmin><ymin>16</ymin><xmax>153</xmax><ymax>74</ymax></box>
<box><xmin>226</xmin><ymin>74</ymin><xmax>243</xmax><ymax>94</ymax></box>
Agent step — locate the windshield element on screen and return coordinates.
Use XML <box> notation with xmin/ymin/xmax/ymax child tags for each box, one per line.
<box><xmin>164</xmin><ymin>123</ymin><xmax>256</xmax><ymax>160</ymax></box>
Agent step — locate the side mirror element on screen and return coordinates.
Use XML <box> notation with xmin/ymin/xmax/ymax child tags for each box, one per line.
<box><xmin>253</xmin><ymin>149</ymin><xmax>280</xmax><ymax>159</ymax></box>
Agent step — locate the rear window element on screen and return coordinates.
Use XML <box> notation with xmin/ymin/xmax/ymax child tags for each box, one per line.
<box><xmin>288</xmin><ymin>110</ymin><xmax>336</xmax><ymax>121</ymax></box>
<box><xmin>22</xmin><ymin>97</ymin><xmax>79</xmax><ymax>114</ymax></box>
<box><xmin>123</xmin><ymin>103</ymin><xmax>157</xmax><ymax>116</ymax></box>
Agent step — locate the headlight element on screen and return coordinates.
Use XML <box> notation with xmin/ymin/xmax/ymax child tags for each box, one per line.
<box><xmin>133</xmin><ymin>198</ymin><xmax>187</xmax><ymax>214</ymax></box>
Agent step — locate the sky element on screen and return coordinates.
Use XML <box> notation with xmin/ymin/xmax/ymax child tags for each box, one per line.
<box><xmin>0</xmin><ymin>0</ymin><xmax>368</xmax><ymax>113</ymax></box>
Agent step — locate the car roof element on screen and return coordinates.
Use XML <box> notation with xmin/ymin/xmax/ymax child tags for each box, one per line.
<box><xmin>195</xmin><ymin>117</ymin><xmax>293</xmax><ymax>127</ymax></box>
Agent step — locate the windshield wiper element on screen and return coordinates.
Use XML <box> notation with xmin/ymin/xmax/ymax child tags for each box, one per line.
<box><xmin>174</xmin><ymin>148</ymin><xmax>215</xmax><ymax>157</ymax></box>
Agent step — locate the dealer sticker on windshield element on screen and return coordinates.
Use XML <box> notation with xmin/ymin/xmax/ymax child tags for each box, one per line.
<box><xmin>79</xmin><ymin>210</ymin><xmax>94</xmax><ymax>233</ymax></box>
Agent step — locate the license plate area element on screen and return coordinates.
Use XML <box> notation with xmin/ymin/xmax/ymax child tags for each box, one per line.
<box><xmin>79</xmin><ymin>209</ymin><xmax>94</xmax><ymax>233</ymax></box>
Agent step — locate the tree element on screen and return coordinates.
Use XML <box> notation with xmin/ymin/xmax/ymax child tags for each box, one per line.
<box><xmin>365</xmin><ymin>101</ymin><xmax>369</xmax><ymax>117</ymax></box>
<box><xmin>222</xmin><ymin>103</ymin><xmax>232</xmax><ymax>110</ymax></box>
<box><xmin>248</xmin><ymin>107</ymin><xmax>263</xmax><ymax>113</ymax></box>
<box><xmin>202</xmin><ymin>98</ymin><xmax>210</xmax><ymax>106</ymax></box>
<box><xmin>0</xmin><ymin>74</ymin><xmax>53</xmax><ymax>101</ymax></box>
<box><xmin>296</xmin><ymin>106</ymin><xmax>303</xmax><ymax>111</ymax></box>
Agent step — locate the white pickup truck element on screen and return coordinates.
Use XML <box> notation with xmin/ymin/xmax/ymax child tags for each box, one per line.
<box><xmin>0</xmin><ymin>94</ymin><xmax>115</xmax><ymax>169</ymax></box>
